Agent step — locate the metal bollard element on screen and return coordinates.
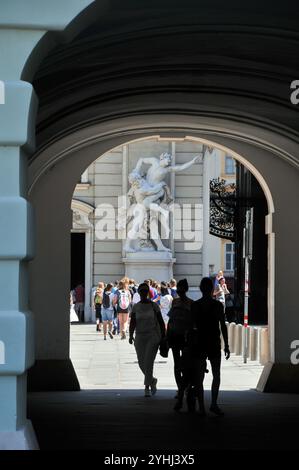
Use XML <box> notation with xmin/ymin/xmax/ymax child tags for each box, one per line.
<box><xmin>242</xmin><ymin>326</ymin><xmax>250</xmax><ymax>362</ymax></box>
<box><xmin>235</xmin><ymin>324</ymin><xmax>243</xmax><ymax>355</ymax></box>
<box><xmin>250</xmin><ymin>327</ymin><xmax>258</xmax><ymax>361</ymax></box>
<box><xmin>228</xmin><ymin>322</ymin><xmax>236</xmax><ymax>353</ymax></box>
<box><xmin>257</xmin><ymin>328</ymin><xmax>262</xmax><ymax>363</ymax></box>
<box><xmin>259</xmin><ymin>328</ymin><xmax>270</xmax><ymax>365</ymax></box>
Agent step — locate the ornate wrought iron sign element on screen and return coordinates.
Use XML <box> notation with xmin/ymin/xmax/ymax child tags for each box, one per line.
<box><xmin>210</xmin><ymin>178</ymin><xmax>236</xmax><ymax>240</ymax></box>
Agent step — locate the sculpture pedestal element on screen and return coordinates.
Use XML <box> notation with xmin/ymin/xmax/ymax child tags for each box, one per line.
<box><xmin>123</xmin><ymin>252</ymin><xmax>176</xmax><ymax>283</ymax></box>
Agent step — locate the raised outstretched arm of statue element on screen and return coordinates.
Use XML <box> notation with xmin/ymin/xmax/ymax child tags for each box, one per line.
<box><xmin>169</xmin><ymin>155</ymin><xmax>200</xmax><ymax>173</ymax></box>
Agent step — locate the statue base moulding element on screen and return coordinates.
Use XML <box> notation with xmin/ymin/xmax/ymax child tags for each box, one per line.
<box><xmin>123</xmin><ymin>251</ymin><xmax>176</xmax><ymax>284</ymax></box>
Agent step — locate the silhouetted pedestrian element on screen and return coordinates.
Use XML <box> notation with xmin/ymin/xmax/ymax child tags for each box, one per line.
<box><xmin>190</xmin><ymin>277</ymin><xmax>230</xmax><ymax>416</ymax></box>
<box><xmin>167</xmin><ymin>279</ymin><xmax>193</xmax><ymax>404</ymax></box>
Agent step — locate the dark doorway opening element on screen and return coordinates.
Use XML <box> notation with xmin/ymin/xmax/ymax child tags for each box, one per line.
<box><xmin>235</xmin><ymin>166</ymin><xmax>268</xmax><ymax>326</ymax></box>
<box><xmin>71</xmin><ymin>232</ymin><xmax>85</xmax><ymax>291</ymax></box>
<box><xmin>209</xmin><ymin>159</ymin><xmax>268</xmax><ymax>326</ymax></box>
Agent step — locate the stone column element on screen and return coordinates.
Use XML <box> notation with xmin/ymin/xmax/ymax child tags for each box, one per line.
<box><xmin>0</xmin><ymin>81</ymin><xmax>37</xmax><ymax>449</ymax></box>
<box><xmin>0</xmin><ymin>0</ymin><xmax>95</xmax><ymax>447</ymax></box>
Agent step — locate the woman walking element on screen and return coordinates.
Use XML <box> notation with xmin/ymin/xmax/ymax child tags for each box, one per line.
<box><xmin>213</xmin><ymin>277</ymin><xmax>230</xmax><ymax>313</ymax></box>
<box><xmin>113</xmin><ymin>279</ymin><xmax>131</xmax><ymax>339</ymax></box>
<box><xmin>129</xmin><ymin>283</ymin><xmax>165</xmax><ymax>397</ymax></box>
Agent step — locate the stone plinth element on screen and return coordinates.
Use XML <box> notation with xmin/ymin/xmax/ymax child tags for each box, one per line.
<box><xmin>123</xmin><ymin>251</ymin><xmax>176</xmax><ymax>283</ymax></box>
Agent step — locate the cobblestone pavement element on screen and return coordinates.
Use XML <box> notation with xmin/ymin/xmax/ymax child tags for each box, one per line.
<box><xmin>70</xmin><ymin>324</ymin><xmax>264</xmax><ymax>391</ymax></box>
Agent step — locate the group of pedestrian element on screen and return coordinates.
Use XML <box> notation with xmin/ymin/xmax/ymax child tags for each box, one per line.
<box><xmin>70</xmin><ymin>271</ymin><xmax>231</xmax><ymax>416</ymax></box>
<box><xmin>129</xmin><ymin>275</ymin><xmax>230</xmax><ymax>416</ymax></box>
<box><xmin>92</xmin><ymin>277</ymin><xmax>179</xmax><ymax>340</ymax></box>
<box><xmin>93</xmin><ymin>279</ymin><xmax>130</xmax><ymax>340</ymax></box>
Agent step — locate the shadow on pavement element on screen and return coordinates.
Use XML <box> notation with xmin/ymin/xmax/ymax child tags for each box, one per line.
<box><xmin>28</xmin><ymin>388</ymin><xmax>299</xmax><ymax>450</ymax></box>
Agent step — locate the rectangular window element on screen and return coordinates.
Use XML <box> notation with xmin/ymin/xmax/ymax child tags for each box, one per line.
<box><xmin>225</xmin><ymin>156</ymin><xmax>235</xmax><ymax>175</ymax></box>
<box><xmin>225</xmin><ymin>243</ymin><xmax>235</xmax><ymax>271</ymax></box>
<box><xmin>226</xmin><ymin>254</ymin><xmax>231</xmax><ymax>271</ymax></box>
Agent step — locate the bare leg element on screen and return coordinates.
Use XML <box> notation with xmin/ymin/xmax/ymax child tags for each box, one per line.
<box><xmin>193</xmin><ymin>358</ymin><xmax>207</xmax><ymax>414</ymax></box>
<box><xmin>210</xmin><ymin>356</ymin><xmax>221</xmax><ymax>407</ymax></box>
<box><xmin>118</xmin><ymin>313</ymin><xmax>129</xmax><ymax>338</ymax></box>
<box><xmin>171</xmin><ymin>345</ymin><xmax>183</xmax><ymax>390</ymax></box>
<box><xmin>103</xmin><ymin>320</ymin><xmax>108</xmax><ymax>339</ymax></box>
<box><xmin>107</xmin><ymin>320</ymin><xmax>114</xmax><ymax>338</ymax></box>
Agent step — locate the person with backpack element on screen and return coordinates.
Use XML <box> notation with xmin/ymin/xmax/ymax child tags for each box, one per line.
<box><xmin>94</xmin><ymin>282</ymin><xmax>104</xmax><ymax>332</ymax></box>
<box><xmin>169</xmin><ymin>278</ymin><xmax>178</xmax><ymax>298</ymax></box>
<box><xmin>129</xmin><ymin>279</ymin><xmax>137</xmax><ymax>296</ymax></box>
<box><xmin>113</xmin><ymin>279</ymin><xmax>131</xmax><ymax>339</ymax></box>
<box><xmin>167</xmin><ymin>279</ymin><xmax>193</xmax><ymax>406</ymax></box>
<box><xmin>102</xmin><ymin>283</ymin><xmax>115</xmax><ymax>340</ymax></box>
<box><xmin>159</xmin><ymin>281</ymin><xmax>173</xmax><ymax>326</ymax></box>
<box><xmin>112</xmin><ymin>281</ymin><xmax>120</xmax><ymax>335</ymax></box>
<box><xmin>129</xmin><ymin>283</ymin><xmax>165</xmax><ymax>397</ymax></box>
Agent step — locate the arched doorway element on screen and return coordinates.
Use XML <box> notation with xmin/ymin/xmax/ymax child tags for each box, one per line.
<box><xmin>67</xmin><ymin>135</ymin><xmax>270</xmax><ymax>384</ymax></box>
<box><xmin>28</xmin><ymin>126</ymin><xmax>276</xmax><ymax>388</ymax></box>
<box><xmin>69</xmin><ymin>136</ymin><xmax>271</xmax><ymax>323</ymax></box>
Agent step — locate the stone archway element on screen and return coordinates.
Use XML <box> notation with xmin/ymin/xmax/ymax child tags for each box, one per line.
<box><xmin>1</xmin><ymin>0</ymin><xmax>299</xmax><ymax>450</ymax></box>
<box><xmin>27</xmin><ymin>115</ymin><xmax>297</xmax><ymax>400</ymax></box>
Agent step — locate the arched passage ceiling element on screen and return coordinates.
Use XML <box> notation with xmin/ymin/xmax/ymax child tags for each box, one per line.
<box><xmin>32</xmin><ymin>0</ymin><xmax>299</xmax><ymax>152</ymax></box>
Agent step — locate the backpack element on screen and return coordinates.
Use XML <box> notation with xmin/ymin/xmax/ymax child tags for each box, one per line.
<box><xmin>102</xmin><ymin>291</ymin><xmax>111</xmax><ymax>309</ymax></box>
<box><xmin>118</xmin><ymin>290</ymin><xmax>130</xmax><ymax>311</ymax></box>
<box><xmin>167</xmin><ymin>303</ymin><xmax>191</xmax><ymax>337</ymax></box>
<box><xmin>160</xmin><ymin>295</ymin><xmax>171</xmax><ymax>311</ymax></box>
